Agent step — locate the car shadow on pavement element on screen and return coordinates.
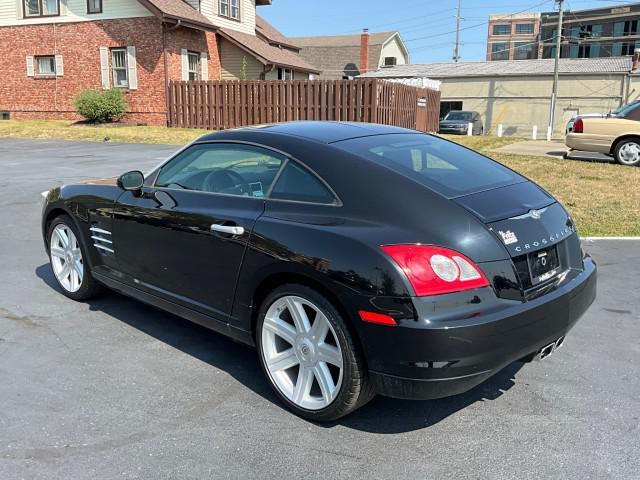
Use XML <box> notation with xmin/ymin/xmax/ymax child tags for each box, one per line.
<box><xmin>37</xmin><ymin>263</ymin><xmax>526</xmax><ymax>434</ymax></box>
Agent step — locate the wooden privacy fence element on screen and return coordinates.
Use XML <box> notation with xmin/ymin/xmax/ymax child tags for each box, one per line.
<box><xmin>168</xmin><ymin>79</ymin><xmax>440</xmax><ymax>133</ymax></box>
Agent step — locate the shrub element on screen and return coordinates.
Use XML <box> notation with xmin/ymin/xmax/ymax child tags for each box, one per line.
<box><xmin>73</xmin><ymin>89</ymin><xmax>127</xmax><ymax>123</ymax></box>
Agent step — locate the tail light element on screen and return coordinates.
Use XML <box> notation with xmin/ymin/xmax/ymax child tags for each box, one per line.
<box><xmin>381</xmin><ymin>245</ymin><xmax>489</xmax><ymax>296</ymax></box>
<box><xmin>573</xmin><ymin>118</ymin><xmax>584</xmax><ymax>133</ymax></box>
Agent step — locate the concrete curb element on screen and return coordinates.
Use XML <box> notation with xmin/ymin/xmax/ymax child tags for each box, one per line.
<box><xmin>583</xmin><ymin>237</ymin><xmax>640</xmax><ymax>240</ymax></box>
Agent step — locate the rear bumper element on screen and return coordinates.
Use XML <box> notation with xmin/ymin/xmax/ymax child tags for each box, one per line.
<box><xmin>365</xmin><ymin>256</ymin><xmax>597</xmax><ymax>400</ymax></box>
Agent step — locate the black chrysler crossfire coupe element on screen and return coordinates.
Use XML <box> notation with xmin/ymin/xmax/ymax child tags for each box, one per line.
<box><xmin>42</xmin><ymin>122</ymin><xmax>596</xmax><ymax>421</ymax></box>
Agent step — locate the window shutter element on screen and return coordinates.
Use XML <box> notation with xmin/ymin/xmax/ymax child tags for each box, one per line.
<box><xmin>99</xmin><ymin>47</ymin><xmax>110</xmax><ymax>89</ymax></box>
<box><xmin>127</xmin><ymin>46</ymin><xmax>138</xmax><ymax>90</ymax></box>
<box><xmin>181</xmin><ymin>49</ymin><xmax>189</xmax><ymax>81</ymax></box>
<box><xmin>55</xmin><ymin>55</ymin><xmax>64</xmax><ymax>76</ymax></box>
<box><xmin>200</xmin><ymin>52</ymin><xmax>208</xmax><ymax>80</ymax></box>
<box><xmin>26</xmin><ymin>56</ymin><xmax>35</xmax><ymax>77</ymax></box>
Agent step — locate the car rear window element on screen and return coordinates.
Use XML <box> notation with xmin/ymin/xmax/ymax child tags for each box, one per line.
<box><xmin>332</xmin><ymin>133</ymin><xmax>524</xmax><ymax>198</ymax></box>
<box><xmin>445</xmin><ymin>111</ymin><xmax>472</xmax><ymax>121</ymax></box>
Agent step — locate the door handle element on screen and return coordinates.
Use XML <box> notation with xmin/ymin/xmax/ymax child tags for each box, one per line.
<box><xmin>210</xmin><ymin>224</ymin><xmax>245</xmax><ymax>235</ymax></box>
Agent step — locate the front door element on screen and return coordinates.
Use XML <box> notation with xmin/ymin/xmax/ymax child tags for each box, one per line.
<box><xmin>110</xmin><ymin>142</ymin><xmax>287</xmax><ymax>321</ymax></box>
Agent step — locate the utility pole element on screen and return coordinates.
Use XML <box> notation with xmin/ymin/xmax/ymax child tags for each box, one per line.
<box><xmin>547</xmin><ymin>0</ymin><xmax>564</xmax><ymax>141</ymax></box>
<box><xmin>453</xmin><ymin>0</ymin><xmax>462</xmax><ymax>62</ymax></box>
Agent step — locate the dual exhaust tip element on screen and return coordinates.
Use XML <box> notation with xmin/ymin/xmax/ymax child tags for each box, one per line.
<box><xmin>537</xmin><ymin>336</ymin><xmax>565</xmax><ymax>361</ymax></box>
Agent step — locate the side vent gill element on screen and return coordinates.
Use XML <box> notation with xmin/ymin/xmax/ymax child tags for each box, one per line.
<box><xmin>90</xmin><ymin>225</ymin><xmax>114</xmax><ymax>254</ymax></box>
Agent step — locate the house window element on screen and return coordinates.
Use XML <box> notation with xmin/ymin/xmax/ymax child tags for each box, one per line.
<box><xmin>35</xmin><ymin>55</ymin><xmax>56</xmax><ymax>76</ymax></box>
<box><xmin>24</xmin><ymin>0</ymin><xmax>59</xmax><ymax>17</ymax></box>
<box><xmin>513</xmin><ymin>42</ymin><xmax>534</xmax><ymax>60</ymax></box>
<box><xmin>515</xmin><ymin>23</ymin><xmax>534</xmax><ymax>35</ymax></box>
<box><xmin>384</xmin><ymin>56</ymin><xmax>397</xmax><ymax>67</ymax></box>
<box><xmin>492</xmin><ymin>24</ymin><xmax>511</xmax><ymax>36</ymax></box>
<box><xmin>188</xmin><ymin>52</ymin><xmax>200</xmax><ymax>81</ymax></box>
<box><xmin>614</xmin><ymin>20</ymin><xmax>639</xmax><ymax>38</ymax></box>
<box><xmin>87</xmin><ymin>0</ymin><xmax>102</xmax><ymax>14</ymax></box>
<box><xmin>111</xmin><ymin>48</ymin><xmax>129</xmax><ymax>88</ymax></box>
<box><xmin>491</xmin><ymin>42</ymin><xmax>509</xmax><ymax>61</ymax></box>
<box><xmin>220</xmin><ymin>0</ymin><xmax>240</xmax><ymax>20</ymax></box>
<box><xmin>278</xmin><ymin>68</ymin><xmax>293</xmax><ymax>80</ymax></box>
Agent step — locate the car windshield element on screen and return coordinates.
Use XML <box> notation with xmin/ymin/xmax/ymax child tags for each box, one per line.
<box><xmin>444</xmin><ymin>111</ymin><xmax>473</xmax><ymax>121</ymax></box>
<box><xmin>332</xmin><ymin>134</ymin><xmax>525</xmax><ymax>198</ymax></box>
<box><xmin>613</xmin><ymin>101</ymin><xmax>640</xmax><ymax>118</ymax></box>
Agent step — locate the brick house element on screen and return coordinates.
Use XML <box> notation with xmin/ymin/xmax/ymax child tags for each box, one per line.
<box><xmin>291</xmin><ymin>29</ymin><xmax>410</xmax><ymax>80</ymax></box>
<box><xmin>0</xmin><ymin>0</ymin><xmax>319</xmax><ymax>125</ymax></box>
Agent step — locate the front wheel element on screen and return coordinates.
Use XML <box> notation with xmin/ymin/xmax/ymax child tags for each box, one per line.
<box><xmin>48</xmin><ymin>215</ymin><xmax>101</xmax><ymax>300</ymax></box>
<box><xmin>614</xmin><ymin>138</ymin><xmax>640</xmax><ymax>166</ymax></box>
<box><xmin>256</xmin><ymin>284</ymin><xmax>374</xmax><ymax>421</ymax></box>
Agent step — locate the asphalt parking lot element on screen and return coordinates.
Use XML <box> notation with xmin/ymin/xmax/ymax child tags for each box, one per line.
<box><xmin>1</xmin><ymin>138</ymin><xmax>638</xmax><ymax>479</ymax></box>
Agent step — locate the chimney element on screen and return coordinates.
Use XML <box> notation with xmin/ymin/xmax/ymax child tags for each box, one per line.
<box><xmin>360</xmin><ymin>28</ymin><xmax>370</xmax><ymax>74</ymax></box>
<box><xmin>633</xmin><ymin>49</ymin><xmax>640</xmax><ymax>72</ymax></box>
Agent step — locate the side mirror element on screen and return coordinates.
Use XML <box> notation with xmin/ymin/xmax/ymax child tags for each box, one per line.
<box><xmin>117</xmin><ymin>170</ymin><xmax>144</xmax><ymax>192</ymax></box>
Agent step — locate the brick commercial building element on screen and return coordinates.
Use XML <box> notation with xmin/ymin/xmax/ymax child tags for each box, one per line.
<box><xmin>0</xmin><ymin>0</ymin><xmax>318</xmax><ymax>125</ymax></box>
<box><xmin>486</xmin><ymin>13</ymin><xmax>541</xmax><ymax>61</ymax></box>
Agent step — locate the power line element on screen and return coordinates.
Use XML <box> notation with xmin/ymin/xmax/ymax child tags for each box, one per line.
<box><xmin>404</xmin><ymin>0</ymin><xmax>554</xmax><ymax>43</ymax></box>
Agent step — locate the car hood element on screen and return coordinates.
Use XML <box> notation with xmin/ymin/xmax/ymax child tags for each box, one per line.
<box><xmin>76</xmin><ymin>177</ymin><xmax>117</xmax><ymax>186</ymax></box>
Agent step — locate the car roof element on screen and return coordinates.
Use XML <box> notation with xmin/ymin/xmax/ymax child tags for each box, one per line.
<box><xmin>196</xmin><ymin>121</ymin><xmax>420</xmax><ymax>144</ymax></box>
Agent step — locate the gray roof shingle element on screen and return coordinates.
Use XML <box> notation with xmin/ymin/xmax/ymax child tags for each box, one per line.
<box><xmin>359</xmin><ymin>57</ymin><xmax>633</xmax><ymax>78</ymax></box>
<box><xmin>137</xmin><ymin>0</ymin><xmax>215</xmax><ymax>29</ymax></box>
<box><xmin>290</xmin><ymin>31</ymin><xmax>397</xmax><ymax>48</ymax></box>
<box><xmin>218</xmin><ymin>28</ymin><xmax>321</xmax><ymax>73</ymax></box>
<box><xmin>289</xmin><ymin>31</ymin><xmax>400</xmax><ymax>79</ymax></box>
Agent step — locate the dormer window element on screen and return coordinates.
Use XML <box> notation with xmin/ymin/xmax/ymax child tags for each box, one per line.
<box><xmin>24</xmin><ymin>0</ymin><xmax>60</xmax><ymax>17</ymax></box>
<box><xmin>220</xmin><ymin>0</ymin><xmax>240</xmax><ymax>21</ymax></box>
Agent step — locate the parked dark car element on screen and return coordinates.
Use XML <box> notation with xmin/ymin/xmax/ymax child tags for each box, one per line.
<box><xmin>439</xmin><ymin>110</ymin><xmax>484</xmax><ymax>135</ymax></box>
<box><xmin>42</xmin><ymin>122</ymin><xmax>596</xmax><ymax>421</ymax></box>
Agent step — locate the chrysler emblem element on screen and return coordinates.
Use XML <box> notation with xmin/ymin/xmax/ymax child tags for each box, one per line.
<box><xmin>508</xmin><ymin>207</ymin><xmax>547</xmax><ymax>221</ymax></box>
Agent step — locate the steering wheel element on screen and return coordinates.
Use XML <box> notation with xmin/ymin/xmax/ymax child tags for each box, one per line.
<box><xmin>202</xmin><ymin>169</ymin><xmax>249</xmax><ymax>195</ymax></box>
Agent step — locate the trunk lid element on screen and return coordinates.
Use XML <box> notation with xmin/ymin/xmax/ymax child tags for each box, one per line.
<box><xmin>453</xmin><ymin>181</ymin><xmax>574</xmax><ymax>257</ymax></box>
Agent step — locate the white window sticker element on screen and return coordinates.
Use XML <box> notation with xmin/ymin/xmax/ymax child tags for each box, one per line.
<box><xmin>498</xmin><ymin>230</ymin><xmax>518</xmax><ymax>245</ymax></box>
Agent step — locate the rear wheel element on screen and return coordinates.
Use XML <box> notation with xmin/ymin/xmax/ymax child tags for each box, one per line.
<box><xmin>256</xmin><ymin>284</ymin><xmax>373</xmax><ymax>421</ymax></box>
<box><xmin>48</xmin><ymin>215</ymin><xmax>101</xmax><ymax>300</ymax></box>
<box><xmin>614</xmin><ymin>138</ymin><xmax>640</xmax><ymax>166</ymax></box>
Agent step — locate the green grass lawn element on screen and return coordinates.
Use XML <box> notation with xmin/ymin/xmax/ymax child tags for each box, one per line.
<box><xmin>1</xmin><ymin>120</ymin><xmax>638</xmax><ymax>236</ymax></box>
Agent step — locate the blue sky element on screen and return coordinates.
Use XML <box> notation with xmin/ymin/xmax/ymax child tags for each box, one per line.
<box><xmin>260</xmin><ymin>0</ymin><xmax>624</xmax><ymax>63</ymax></box>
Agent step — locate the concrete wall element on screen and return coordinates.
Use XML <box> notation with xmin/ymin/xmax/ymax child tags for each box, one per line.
<box><xmin>438</xmin><ymin>73</ymin><xmax>628</xmax><ymax>136</ymax></box>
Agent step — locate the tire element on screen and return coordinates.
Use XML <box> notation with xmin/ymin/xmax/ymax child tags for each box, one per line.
<box><xmin>256</xmin><ymin>284</ymin><xmax>374</xmax><ymax>421</ymax></box>
<box><xmin>613</xmin><ymin>138</ymin><xmax>640</xmax><ymax>166</ymax></box>
<box><xmin>47</xmin><ymin>215</ymin><xmax>101</xmax><ymax>301</ymax></box>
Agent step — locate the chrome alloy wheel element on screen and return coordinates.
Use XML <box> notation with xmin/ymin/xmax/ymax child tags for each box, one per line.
<box><xmin>618</xmin><ymin>141</ymin><xmax>640</xmax><ymax>165</ymax></box>
<box><xmin>261</xmin><ymin>295</ymin><xmax>344</xmax><ymax>410</ymax></box>
<box><xmin>50</xmin><ymin>224</ymin><xmax>84</xmax><ymax>293</ymax></box>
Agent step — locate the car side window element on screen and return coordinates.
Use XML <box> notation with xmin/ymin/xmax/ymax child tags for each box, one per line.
<box><xmin>155</xmin><ymin>143</ymin><xmax>286</xmax><ymax>198</ymax></box>
<box><xmin>270</xmin><ymin>161</ymin><xmax>337</xmax><ymax>205</ymax></box>
<box><xmin>624</xmin><ymin>106</ymin><xmax>640</xmax><ymax>121</ymax></box>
